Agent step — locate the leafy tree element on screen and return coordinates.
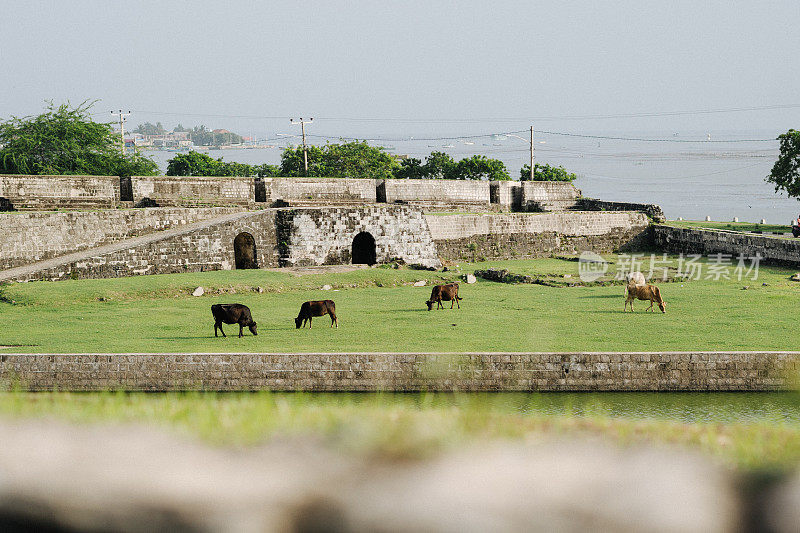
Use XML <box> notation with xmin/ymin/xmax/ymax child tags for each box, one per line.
<box><xmin>0</xmin><ymin>101</ymin><xmax>157</xmax><ymax>177</ymax></box>
<box><xmin>166</xmin><ymin>151</ymin><xmax>278</xmax><ymax>177</ymax></box>
<box><xmin>394</xmin><ymin>157</ymin><xmax>426</xmax><ymax>179</ymax></box>
<box><xmin>451</xmin><ymin>155</ymin><xmax>510</xmax><ymax>180</ymax></box>
<box><xmin>132</xmin><ymin>121</ymin><xmax>166</xmax><ymax>135</ymax></box>
<box><xmin>520</xmin><ymin>163</ymin><xmax>577</xmax><ymax>182</ymax></box>
<box><xmin>767</xmin><ymin>129</ymin><xmax>800</xmax><ymax>199</ymax></box>
<box><xmin>279</xmin><ymin>141</ymin><xmax>397</xmax><ymax>179</ymax></box>
<box><xmin>423</xmin><ymin>151</ymin><xmax>456</xmax><ymax>179</ymax></box>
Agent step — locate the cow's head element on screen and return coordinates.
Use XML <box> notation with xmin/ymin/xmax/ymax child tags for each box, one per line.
<box><xmin>249</xmin><ymin>322</ymin><xmax>258</xmax><ymax>335</ymax></box>
<box><xmin>658</xmin><ymin>300</ymin><xmax>666</xmax><ymax>313</ymax></box>
<box><xmin>295</xmin><ymin>316</ymin><xmax>303</xmax><ymax>328</ymax></box>
<box><xmin>426</xmin><ymin>300</ymin><xmax>434</xmax><ymax>311</ymax></box>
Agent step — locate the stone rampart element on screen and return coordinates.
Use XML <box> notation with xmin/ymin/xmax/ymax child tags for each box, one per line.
<box><xmin>0</xmin><ymin>207</ymin><xmax>243</xmax><ymax>270</ymax></box>
<box><xmin>280</xmin><ymin>205</ymin><xmax>441</xmax><ymax>268</ymax></box>
<box><xmin>653</xmin><ymin>225</ymin><xmax>800</xmax><ymax>266</ymax></box>
<box><xmin>130</xmin><ymin>175</ymin><xmax>254</xmax><ymax>207</ymax></box>
<box><xmin>383</xmin><ymin>179</ymin><xmax>491</xmax><ymax>211</ymax></box>
<box><xmin>0</xmin><ymin>175</ymin><xmax>120</xmax><ymax>210</ymax></box>
<box><xmin>263</xmin><ymin>177</ymin><xmax>376</xmax><ymax>205</ymax></box>
<box><xmin>578</xmin><ymin>198</ymin><xmax>666</xmax><ymax>222</ymax></box>
<box><xmin>1</xmin><ymin>351</ymin><xmax>796</xmax><ymax>391</ymax></box>
<box><xmin>520</xmin><ymin>181</ymin><xmax>580</xmax><ymax>211</ymax></box>
<box><xmin>426</xmin><ymin>211</ymin><xmax>650</xmax><ymax>261</ymax></box>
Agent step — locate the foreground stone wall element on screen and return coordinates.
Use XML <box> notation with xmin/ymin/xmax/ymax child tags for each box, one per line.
<box><xmin>426</xmin><ymin>211</ymin><xmax>650</xmax><ymax>261</ymax></box>
<box><xmin>130</xmin><ymin>175</ymin><xmax>255</xmax><ymax>207</ymax></box>
<box><xmin>281</xmin><ymin>205</ymin><xmax>441</xmax><ymax>268</ymax></box>
<box><xmin>654</xmin><ymin>225</ymin><xmax>800</xmax><ymax>266</ymax></box>
<box><xmin>0</xmin><ymin>175</ymin><xmax>120</xmax><ymax>210</ymax></box>
<box><xmin>578</xmin><ymin>198</ymin><xmax>666</xmax><ymax>222</ymax></box>
<box><xmin>1</xmin><ymin>351</ymin><xmax>796</xmax><ymax>391</ymax></box>
<box><xmin>0</xmin><ymin>207</ymin><xmax>243</xmax><ymax>270</ymax></box>
<box><xmin>520</xmin><ymin>181</ymin><xmax>580</xmax><ymax>211</ymax></box>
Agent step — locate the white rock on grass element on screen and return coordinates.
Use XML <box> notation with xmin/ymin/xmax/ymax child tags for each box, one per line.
<box><xmin>192</xmin><ymin>287</ymin><xmax>204</xmax><ymax>297</ymax></box>
<box><xmin>465</xmin><ymin>274</ymin><xmax>477</xmax><ymax>284</ymax></box>
<box><xmin>414</xmin><ymin>280</ymin><xmax>427</xmax><ymax>287</ymax></box>
<box><xmin>322</xmin><ymin>285</ymin><xmax>332</xmax><ymax>291</ymax></box>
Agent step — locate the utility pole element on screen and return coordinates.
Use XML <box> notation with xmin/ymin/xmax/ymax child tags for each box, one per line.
<box><xmin>530</xmin><ymin>125</ymin><xmax>535</xmax><ymax>177</ymax></box>
<box><xmin>290</xmin><ymin>117</ymin><xmax>313</xmax><ymax>175</ymax></box>
<box><xmin>111</xmin><ymin>110</ymin><xmax>131</xmax><ymax>155</ymax></box>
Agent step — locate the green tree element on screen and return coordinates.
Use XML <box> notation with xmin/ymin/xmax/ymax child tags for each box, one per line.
<box><xmin>451</xmin><ymin>155</ymin><xmax>510</xmax><ymax>180</ymax></box>
<box><xmin>132</xmin><ymin>122</ymin><xmax>166</xmax><ymax>135</ymax></box>
<box><xmin>767</xmin><ymin>129</ymin><xmax>800</xmax><ymax>199</ymax></box>
<box><xmin>279</xmin><ymin>141</ymin><xmax>397</xmax><ymax>178</ymax></box>
<box><xmin>394</xmin><ymin>157</ymin><xmax>426</xmax><ymax>179</ymax></box>
<box><xmin>166</xmin><ymin>151</ymin><xmax>278</xmax><ymax>177</ymax></box>
<box><xmin>0</xmin><ymin>101</ymin><xmax>157</xmax><ymax>177</ymax></box>
<box><xmin>520</xmin><ymin>163</ymin><xmax>577</xmax><ymax>182</ymax></box>
<box><xmin>423</xmin><ymin>151</ymin><xmax>456</xmax><ymax>179</ymax></box>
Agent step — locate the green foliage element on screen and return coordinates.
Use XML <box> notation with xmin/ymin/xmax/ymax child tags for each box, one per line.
<box><xmin>767</xmin><ymin>129</ymin><xmax>800</xmax><ymax>199</ymax></box>
<box><xmin>132</xmin><ymin>122</ymin><xmax>166</xmax><ymax>135</ymax></box>
<box><xmin>422</xmin><ymin>151</ymin><xmax>456</xmax><ymax>179</ymax></box>
<box><xmin>520</xmin><ymin>163</ymin><xmax>578</xmax><ymax>182</ymax></box>
<box><xmin>394</xmin><ymin>157</ymin><xmax>426</xmax><ymax>179</ymax></box>
<box><xmin>452</xmin><ymin>154</ymin><xmax>510</xmax><ymax>180</ymax></box>
<box><xmin>0</xmin><ymin>101</ymin><xmax>158</xmax><ymax>177</ymax></box>
<box><xmin>166</xmin><ymin>151</ymin><xmax>278</xmax><ymax>177</ymax></box>
<box><xmin>280</xmin><ymin>141</ymin><xmax>398</xmax><ymax>179</ymax></box>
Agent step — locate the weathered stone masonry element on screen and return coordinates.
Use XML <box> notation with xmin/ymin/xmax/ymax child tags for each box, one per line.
<box><xmin>0</xmin><ymin>207</ymin><xmax>243</xmax><ymax>270</ymax></box>
<box><xmin>426</xmin><ymin>211</ymin><xmax>651</xmax><ymax>261</ymax></box>
<box><xmin>1</xmin><ymin>351</ymin><xmax>796</xmax><ymax>391</ymax></box>
<box><xmin>654</xmin><ymin>225</ymin><xmax>800</xmax><ymax>266</ymax></box>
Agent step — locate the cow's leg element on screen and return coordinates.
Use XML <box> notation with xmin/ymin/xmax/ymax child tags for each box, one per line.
<box><xmin>219</xmin><ymin>323</ymin><xmax>226</xmax><ymax>337</ymax></box>
<box><xmin>455</xmin><ymin>296</ymin><xmax>461</xmax><ymax>309</ymax></box>
<box><xmin>214</xmin><ymin>321</ymin><xmax>218</xmax><ymax>337</ymax></box>
<box><xmin>239</xmin><ymin>323</ymin><xmax>244</xmax><ymax>337</ymax></box>
<box><xmin>309</xmin><ymin>317</ymin><xmax>312</xmax><ymax>329</ymax></box>
<box><xmin>330</xmin><ymin>311</ymin><xmax>337</xmax><ymax>328</ymax></box>
<box><xmin>647</xmin><ymin>300</ymin><xmax>654</xmax><ymax>312</ymax></box>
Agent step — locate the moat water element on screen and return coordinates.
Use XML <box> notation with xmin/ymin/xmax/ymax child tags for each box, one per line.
<box><xmin>291</xmin><ymin>392</ymin><xmax>800</xmax><ymax>425</ymax></box>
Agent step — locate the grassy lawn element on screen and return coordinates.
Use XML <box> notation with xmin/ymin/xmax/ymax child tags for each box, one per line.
<box><xmin>668</xmin><ymin>219</ymin><xmax>792</xmax><ymax>234</ymax></box>
<box><xmin>2</xmin><ymin>391</ymin><xmax>800</xmax><ymax>471</ymax></box>
<box><xmin>1</xmin><ymin>257</ymin><xmax>798</xmax><ymax>353</ymax></box>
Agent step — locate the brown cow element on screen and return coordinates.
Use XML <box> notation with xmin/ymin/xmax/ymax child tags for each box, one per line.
<box><xmin>296</xmin><ymin>300</ymin><xmax>338</xmax><ymax>329</ymax></box>
<box><xmin>211</xmin><ymin>304</ymin><xmax>258</xmax><ymax>337</ymax></box>
<box><xmin>426</xmin><ymin>283</ymin><xmax>462</xmax><ymax>311</ymax></box>
<box><xmin>624</xmin><ymin>283</ymin><xmax>666</xmax><ymax>313</ymax></box>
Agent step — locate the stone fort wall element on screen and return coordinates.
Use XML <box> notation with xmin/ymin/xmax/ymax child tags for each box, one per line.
<box><xmin>1</xmin><ymin>351</ymin><xmax>795</xmax><ymax>391</ymax></box>
<box><xmin>0</xmin><ymin>207</ymin><xmax>243</xmax><ymax>270</ymax></box>
<box><xmin>426</xmin><ymin>211</ymin><xmax>651</xmax><ymax>261</ymax></box>
<box><xmin>653</xmin><ymin>225</ymin><xmax>800</xmax><ymax>266</ymax></box>
<box><xmin>0</xmin><ymin>175</ymin><xmax>120</xmax><ymax>210</ymax></box>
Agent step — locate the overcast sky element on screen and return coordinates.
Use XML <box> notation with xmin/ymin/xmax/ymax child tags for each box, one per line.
<box><xmin>1</xmin><ymin>1</ymin><xmax>799</xmax><ymax>137</ymax></box>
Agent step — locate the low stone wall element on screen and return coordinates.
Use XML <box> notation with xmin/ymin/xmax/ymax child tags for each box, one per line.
<box><xmin>654</xmin><ymin>225</ymin><xmax>800</xmax><ymax>266</ymax></box>
<box><xmin>0</xmin><ymin>175</ymin><xmax>120</xmax><ymax>210</ymax></box>
<box><xmin>264</xmin><ymin>177</ymin><xmax>376</xmax><ymax>205</ymax></box>
<box><xmin>130</xmin><ymin>175</ymin><xmax>255</xmax><ymax>207</ymax></box>
<box><xmin>520</xmin><ymin>181</ymin><xmax>580</xmax><ymax>211</ymax></box>
<box><xmin>578</xmin><ymin>198</ymin><xmax>666</xmax><ymax>222</ymax></box>
<box><xmin>1</xmin><ymin>351</ymin><xmax>796</xmax><ymax>391</ymax></box>
<box><xmin>426</xmin><ymin>211</ymin><xmax>650</xmax><ymax>261</ymax></box>
<box><xmin>281</xmin><ymin>205</ymin><xmax>441</xmax><ymax>268</ymax></box>
<box><xmin>383</xmin><ymin>179</ymin><xmax>491</xmax><ymax>211</ymax></box>
<box><xmin>0</xmin><ymin>207</ymin><xmax>243</xmax><ymax>270</ymax></box>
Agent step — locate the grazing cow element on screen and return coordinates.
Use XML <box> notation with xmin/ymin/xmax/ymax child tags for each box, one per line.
<box><xmin>296</xmin><ymin>300</ymin><xmax>338</xmax><ymax>329</ymax></box>
<box><xmin>624</xmin><ymin>271</ymin><xmax>646</xmax><ymax>296</ymax></box>
<box><xmin>211</xmin><ymin>303</ymin><xmax>257</xmax><ymax>337</ymax></box>
<box><xmin>624</xmin><ymin>284</ymin><xmax>666</xmax><ymax>313</ymax></box>
<box><xmin>426</xmin><ymin>283</ymin><xmax>462</xmax><ymax>311</ymax></box>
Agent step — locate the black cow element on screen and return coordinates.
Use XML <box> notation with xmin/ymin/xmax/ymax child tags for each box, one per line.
<box><xmin>295</xmin><ymin>300</ymin><xmax>338</xmax><ymax>329</ymax></box>
<box><xmin>426</xmin><ymin>283</ymin><xmax>462</xmax><ymax>310</ymax></box>
<box><xmin>211</xmin><ymin>304</ymin><xmax>257</xmax><ymax>337</ymax></box>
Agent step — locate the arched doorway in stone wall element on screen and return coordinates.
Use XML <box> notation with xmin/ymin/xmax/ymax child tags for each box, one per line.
<box><xmin>234</xmin><ymin>232</ymin><xmax>258</xmax><ymax>269</ymax></box>
<box><xmin>352</xmin><ymin>232</ymin><xmax>377</xmax><ymax>265</ymax></box>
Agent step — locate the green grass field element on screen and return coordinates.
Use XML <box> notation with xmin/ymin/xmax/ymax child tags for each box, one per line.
<box><xmin>668</xmin><ymin>219</ymin><xmax>792</xmax><ymax>234</ymax></box>
<box><xmin>1</xmin><ymin>256</ymin><xmax>798</xmax><ymax>353</ymax></box>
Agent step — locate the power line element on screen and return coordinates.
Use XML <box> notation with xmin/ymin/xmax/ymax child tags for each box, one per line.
<box><xmin>535</xmin><ymin>130</ymin><xmax>776</xmax><ymax>143</ymax></box>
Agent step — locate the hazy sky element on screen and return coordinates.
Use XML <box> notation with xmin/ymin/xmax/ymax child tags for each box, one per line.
<box><xmin>1</xmin><ymin>1</ymin><xmax>799</xmax><ymax>137</ymax></box>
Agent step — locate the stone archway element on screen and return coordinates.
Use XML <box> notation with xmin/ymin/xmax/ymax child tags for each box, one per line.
<box><xmin>234</xmin><ymin>232</ymin><xmax>258</xmax><ymax>269</ymax></box>
<box><xmin>352</xmin><ymin>232</ymin><xmax>377</xmax><ymax>265</ymax></box>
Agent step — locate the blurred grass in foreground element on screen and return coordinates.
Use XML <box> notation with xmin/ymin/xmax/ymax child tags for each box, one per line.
<box><xmin>2</xmin><ymin>391</ymin><xmax>800</xmax><ymax>472</ymax></box>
